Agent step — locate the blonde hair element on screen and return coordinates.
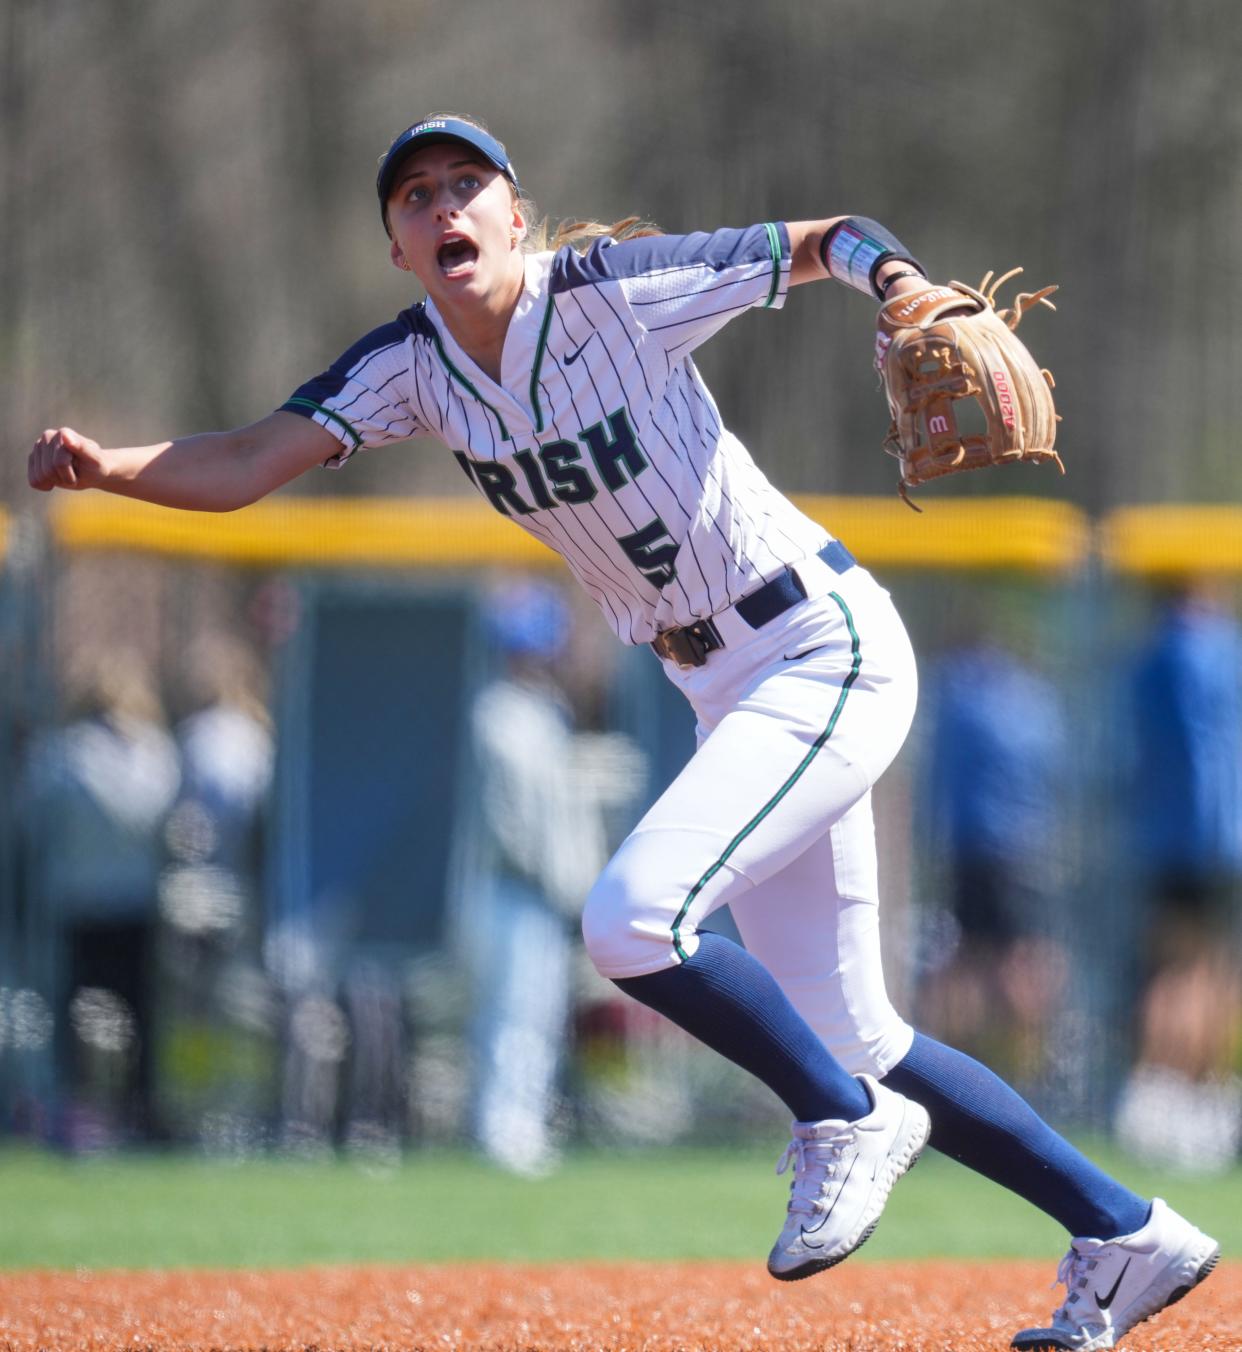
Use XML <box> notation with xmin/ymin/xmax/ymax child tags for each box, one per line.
<box><xmin>411</xmin><ymin>110</ymin><xmax>663</xmax><ymax>254</ymax></box>
<box><xmin>520</xmin><ymin>209</ymin><xmax>663</xmax><ymax>255</ymax></box>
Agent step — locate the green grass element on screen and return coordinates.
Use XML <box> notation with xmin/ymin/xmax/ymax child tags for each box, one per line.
<box><xmin>0</xmin><ymin>1141</ymin><xmax>1238</xmax><ymax>1270</ymax></box>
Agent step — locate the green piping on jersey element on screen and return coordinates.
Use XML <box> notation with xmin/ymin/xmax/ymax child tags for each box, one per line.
<box><xmin>669</xmin><ymin>590</ymin><xmax>862</xmax><ymax>962</ymax></box>
<box><xmin>283</xmin><ymin>398</ymin><xmax>363</xmax><ymax>449</ymax></box>
<box><xmin>529</xmin><ymin>294</ymin><xmax>556</xmax><ymax>434</ymax></box>
<box><xmin>762</xmin><ymin>222</ymin><xmax>782</xmax><ymax>308</ymax></box>
<box><xmin>427</xmin><ymin>330</ymin><xmax>512</xmax><ymax>442</ymax></box>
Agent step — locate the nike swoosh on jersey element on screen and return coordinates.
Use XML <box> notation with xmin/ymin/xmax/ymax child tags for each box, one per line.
<box><xmin>564</xmin><ymin>334</ymin><xmax>595</xmax><ymax>365</ymax></box>
<box><xmin>1095</xmin><ymin>1257</ymin><xmax>1131</xmax><ymax>1310</ymax></box>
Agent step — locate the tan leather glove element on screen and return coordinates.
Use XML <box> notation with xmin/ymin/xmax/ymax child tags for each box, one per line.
<box><xmin>875</xmin><ymin>269</ymin><xmax>1062</xmax><ymax>509</ymax></box>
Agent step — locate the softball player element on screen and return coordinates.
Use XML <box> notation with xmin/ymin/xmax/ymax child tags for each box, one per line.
<box><xmin>29</xmin><ymin>114</ymin><xmax>1217</xmax><ymax>1349</ymax></box>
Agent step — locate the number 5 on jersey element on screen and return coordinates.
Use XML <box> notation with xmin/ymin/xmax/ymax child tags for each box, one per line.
<box><xmin>617</xmin><ymin>516</ymin><xmax>679</xmax><ymax>588</ymax></box>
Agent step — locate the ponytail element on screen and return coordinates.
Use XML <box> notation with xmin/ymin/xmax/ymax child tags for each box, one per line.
<box><xmin>520</xmin><ymin>206</ymin><xmax>662</xmax><ymax>254</ymax></box>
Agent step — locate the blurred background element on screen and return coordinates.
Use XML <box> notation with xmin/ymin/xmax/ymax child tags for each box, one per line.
<box><xmin>2</xmin><ymin>0</ymin><xmax>1240</xmax><ymax>1178</ymax></box>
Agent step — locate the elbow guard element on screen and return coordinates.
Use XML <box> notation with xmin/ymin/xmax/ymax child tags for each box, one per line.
<box><xmin>819</xmin><ymin>218</ymin><xmax>924</xmax><ymax>299</ymax></box>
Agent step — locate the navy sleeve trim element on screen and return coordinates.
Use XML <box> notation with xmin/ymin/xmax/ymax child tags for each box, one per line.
<box><xmin>293</xmin><ymin>317</ymin><xmax>413</xmax><ymax>404</ymax></box>
<box><xmin>281</xmin><ymin>305</ymin><xmax>431</xmax><ymax>451</ymax></box>
<box><xmin>280</xmin><ymin>397</ymin><xmax>362</xmax><ymax>448</ymax></box>
<box><xmin>549</xmin><ymin>224</ymin><xmax>783</xmax><ymax>294</ymax></box>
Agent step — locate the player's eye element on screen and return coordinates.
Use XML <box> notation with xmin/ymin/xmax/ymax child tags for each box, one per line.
<box><xmin>457</xmin><ymin>174</ymin><xmax>481</xmax><ymax>191</ymax></box>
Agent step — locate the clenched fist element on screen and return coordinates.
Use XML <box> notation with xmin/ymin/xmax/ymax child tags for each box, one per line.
<box><xmin>28</xmin><ymin>427</ymin><xmax>110</xmax><ymax>492</ymax></box>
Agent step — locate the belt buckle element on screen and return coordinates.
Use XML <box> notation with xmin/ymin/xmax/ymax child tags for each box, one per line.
<box><xmin>654</xmin><ymin>617</ymin><xmax>724</xmax><ymax>669</ymax></box>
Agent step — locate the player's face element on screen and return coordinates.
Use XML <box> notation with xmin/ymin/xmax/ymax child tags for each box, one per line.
<box><xmin>386</xmin><ymin>143</ymin><xmax>524</xmax><ymax>310</ymax></box>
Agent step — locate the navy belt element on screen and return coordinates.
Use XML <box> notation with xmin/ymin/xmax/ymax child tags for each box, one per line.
<box><xmin>651</xmin><ymin>540</ymin><xmax>856</xmax><ymax>668</ymax></box>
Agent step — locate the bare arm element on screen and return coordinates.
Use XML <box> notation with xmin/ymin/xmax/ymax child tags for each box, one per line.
<box><xmin>786</xmin><ymin>219</ymin><xmax>927</xmax><ymax>298</ymax></box>
<box><xmin>27</xmin><ymin>411</ymin><xmax>342</xmax><ymax>512</ymax></box>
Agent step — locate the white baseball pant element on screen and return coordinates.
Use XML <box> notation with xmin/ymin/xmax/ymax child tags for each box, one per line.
<box><xmin>581</xmin><ymin>560</ymin><xmax>917</xmax><ymax>1078</ymax></box>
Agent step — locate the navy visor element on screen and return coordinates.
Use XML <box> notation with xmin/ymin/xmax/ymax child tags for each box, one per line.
<box><xmin>377</xmin><ymin>117</ymin><xmax>520</xmax><ymax>222</ymax></box>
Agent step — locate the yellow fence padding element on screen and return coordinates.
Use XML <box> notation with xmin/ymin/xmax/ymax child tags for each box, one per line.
<box><xmin>796</xmin><ymin>495</ymin><xmax>1091</xmax><ymax>573</ymax></box>
<box><xmin>1099</xmin><ymin>505</ymin><xmax>1242</xmax><ymax>577</ymax></box>
<box><xmin>49</xmin><ymin>494</ymin><xmax>560</xmax><ymax>569</ymax></box>
<box><xmin>48</xmin><ymin>493</ymin><xmax>1098</xmax><ymax>574</ymax></box>
<box><xmin>40</xmin><ymin>493</ymin><xmax>1242</xmax><ymax>576</ymax></box>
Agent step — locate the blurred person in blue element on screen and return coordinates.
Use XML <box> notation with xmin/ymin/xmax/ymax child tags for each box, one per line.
<box><xmin>919</xmin><ymin>630</ymin><xmax>1069</xmax><ymax>1092</ymax></box>
<box><xmin>1115</xmin><ymin>579</ymin><xmax>1242</xmax><ymax>1171</ymax></box>
<box><xmin>20</xmin><ymin>648</ymin><xmax>181</xmax><ymax>1145</ymax></box>
<box><xmin>461</xmin><ymin>578</ymin><xmax>609</xmax><ymax>1174</ymax></box>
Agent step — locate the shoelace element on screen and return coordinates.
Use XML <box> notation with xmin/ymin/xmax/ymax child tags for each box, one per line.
<box><xmin>1050</xmin><ymin>1244</ymin><xmax>1099</xmax><ymax>1329</ymax></box>
<box><xmin>775</xmin><ymin>1132</ymin><xmax>854</xmax><ymax>1218</ymax></box>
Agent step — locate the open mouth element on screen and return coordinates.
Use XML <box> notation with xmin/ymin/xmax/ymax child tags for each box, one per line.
<box><xmin>437</xmin><ymin>237</ymin><xmax>479</xmax><ymax>277</ymax></box>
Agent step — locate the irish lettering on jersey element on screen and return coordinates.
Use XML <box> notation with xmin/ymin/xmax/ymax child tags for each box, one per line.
<box><xmin>282</xmin><ymin>224</ymin><xmax>830</xmax><ymax>643</ymax></box>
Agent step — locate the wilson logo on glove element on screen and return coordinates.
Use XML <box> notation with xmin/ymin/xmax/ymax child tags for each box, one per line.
<box><xmin>891</xmin><ymin>287</ymin><xmax>956</xmax><ymax>321</ymax></box>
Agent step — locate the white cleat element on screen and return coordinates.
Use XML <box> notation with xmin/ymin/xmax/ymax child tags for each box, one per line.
<box><xmin>766</xmin><ymin>1074</ymin><xmax>931</xmax><ymax>1281</ymax></box>
<box><xmin>1010</xmin><ymin>1197</ymin><xmax>1220</xmax><ymax>1350</ymax></box>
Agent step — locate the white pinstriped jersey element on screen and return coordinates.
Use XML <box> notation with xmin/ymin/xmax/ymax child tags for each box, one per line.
<box><xmin>282</xmin><ymin>223</ymin><xmax>831</xmax><ymax>644</ymax></box>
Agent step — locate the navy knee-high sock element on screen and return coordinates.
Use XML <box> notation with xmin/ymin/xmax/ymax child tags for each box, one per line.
<box><xmin>614</xmin><ymin>931</ymin><xmax>871</xmax><ymax>1123</ymax></box>
<box><xmin>884</xmin><ymin>1031</ymin><xmax>1149</xmax><ymax>1238</ymax></box>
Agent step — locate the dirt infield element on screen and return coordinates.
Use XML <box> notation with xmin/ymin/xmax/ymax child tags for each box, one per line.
<box><xmin>0</xmin><ymin>1261</ymin><xmax>1236</xmax><ymax>1350</ymax></box>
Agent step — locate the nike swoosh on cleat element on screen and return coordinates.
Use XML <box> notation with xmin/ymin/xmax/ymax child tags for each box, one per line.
<box><xmin>1095</xmin><ymin>1257</ymin><xmax>1130</xmax><ymax>1309</ymax></box>
<box><xmin>564</xmin><ymin>335</ymin><xmax>594</xmax><ymax>365</ymax></box>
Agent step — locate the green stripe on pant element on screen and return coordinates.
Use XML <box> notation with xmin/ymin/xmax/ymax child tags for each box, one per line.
<box><xmin>670</xmin><ymin>591</ymin><xmax>863</xmax><ymax>961</ymax></box>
